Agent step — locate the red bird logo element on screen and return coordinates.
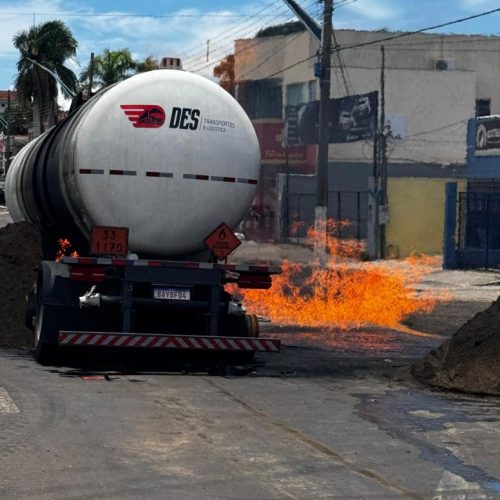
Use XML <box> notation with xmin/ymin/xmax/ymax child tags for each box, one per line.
<box><xmin>120</xmin><ymin>105</ymin><xmax>166</xmax><ymax>128</ymax></box>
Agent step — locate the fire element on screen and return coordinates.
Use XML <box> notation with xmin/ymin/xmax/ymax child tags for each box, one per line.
<box><xmin>229</xmin><ymin>220</ymin><xmax>442</xmax><ymax>330</ymax></box>
<box><xmin>55</xmin><ymin>238</ymin><xmax>79</xmax><ymax>262</ymax></box>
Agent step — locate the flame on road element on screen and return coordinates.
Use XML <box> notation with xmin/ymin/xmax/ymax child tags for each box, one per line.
<box><xmin>229</xmin><ymin>220</ymin><xmax>442</xmax><ymax>330</ymax></box>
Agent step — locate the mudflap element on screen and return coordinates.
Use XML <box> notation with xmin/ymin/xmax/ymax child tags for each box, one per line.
<box><xmin>33</xmin><ymin>261</ymin><xmax>82</xmax><ymax>363</ymax></box>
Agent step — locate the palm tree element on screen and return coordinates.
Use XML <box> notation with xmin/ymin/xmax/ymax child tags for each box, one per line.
<box><xmin>80</xmin><ymin>49</ymin><xmax>136</xmax><ymax>91</ymax></box>
<box><xmin>14</xmin><ymin>20</ymin><xmax>78</xmax><ymax>137</ymax></box>
<box><xmin>136</xmin><ymin>55</ymin><xmax>159</xmax><ymax>73</ymax></box>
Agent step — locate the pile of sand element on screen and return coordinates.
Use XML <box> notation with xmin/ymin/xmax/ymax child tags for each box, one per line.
<box><xmin>412</xmin><ymin>298</ymin><xmax>500</xmax><ymax>396</ymax></box>
<box><xmin>0</xmin><ymin>222</ymin><xmax>41</xmax><ymax>348</ymax></box>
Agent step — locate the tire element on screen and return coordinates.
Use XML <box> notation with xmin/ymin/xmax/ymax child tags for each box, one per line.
<box><xmin>24</xmin><ymin>282</ymin><xmax>37</xmax><ymax>331</ymax></box>
<box><xmin>33</xmin><ymin>294</ymin><xmax>59</xmax><ymax>366</ymax></box>
<box><xmin>231</xmin><ymin>314</ymin><xmax>260</xmax><ymax>364</ymax></box>
<box><xmin>246</xmin><ymin>314</ymin><xmax>260</xmax><ymax>338</ymax></box>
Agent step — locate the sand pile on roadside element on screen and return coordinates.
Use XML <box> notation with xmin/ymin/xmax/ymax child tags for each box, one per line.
<box><xmin>0</xmin><ymin>222</ymin><xmax>41</xmax><ymax>348</ymax></box>
<box><xmin>412</xmin><ymin>297</ymin><xmax>500</xmax><ymax>396</ymax></box>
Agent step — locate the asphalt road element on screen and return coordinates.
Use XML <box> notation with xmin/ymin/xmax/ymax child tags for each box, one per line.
<box><xmin>1</xmin><ymin>207</ymin><xmax>499</xmax><ymax>498</ymax></box>
<box><xmin>1</xmin><ymin>326</ymin><xmax>499</xmax><ymax>499</ymax></box>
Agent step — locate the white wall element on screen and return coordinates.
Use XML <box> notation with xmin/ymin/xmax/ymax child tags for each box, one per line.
<box><xmin>331</xmin><ymin>67</ymin><xmax>475</xmax><ymax>165</ymax></box>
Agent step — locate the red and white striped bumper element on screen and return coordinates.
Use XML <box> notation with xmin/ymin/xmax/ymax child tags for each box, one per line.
<box><xmin>58</xmin><ymin>332</ymin><xmax>280</xmax><ymax>352</ymax></box>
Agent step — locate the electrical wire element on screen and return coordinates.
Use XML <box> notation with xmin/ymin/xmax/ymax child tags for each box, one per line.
<box><xmin>236</xmin><ymin>31</ymin><xmax>306</xmax><ymax>81</ymax></box>
<box><xmin>181</xmin><ymin>0</ymin><xmax>333</xmax><ymax>62</ymax></box>
<box><xmin>336</xmin><ymin>7</ymin><xmax>500</xmax><ymax>53</ymax></box>
<box><xmin>253</xmin><ymin>6</ymin><xmax>500</xmax><ymax>80</ymax></box>
<box><xmin>182</xmin><ymin>0</ymin><xmax>352</xmax><ymax>72</ymax></box>
<box><xmin>183</xmin><ymin>0</ymin><xmax>313</xmax><ymax>64</ymax></box>
<box><xmin>186</xmin><ymin>0</ymin><xmax>319</xmax><ymax>72</ymax></box>
<box><xmin>180</xmin><ymin>0</ymin><xmax>283</xmax><ymax>60</ymax></box>
<box><xmin>0</xmin><ymin>11</ymin><xmax>295</xmax><ymax>18</ymax></box>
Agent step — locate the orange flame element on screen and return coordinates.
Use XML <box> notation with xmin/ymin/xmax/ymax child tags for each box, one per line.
<box><xmin>55</xmin><ymin>238</ymin><xmax>79</xmax><ymax>262</ymax></box>
<box><xmin>228</xmin><ymin>220</ymin><xmax>443</xmax><ymax>330</ymax></box>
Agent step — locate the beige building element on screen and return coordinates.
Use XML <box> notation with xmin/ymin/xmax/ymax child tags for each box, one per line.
<box><xmin>0</xmin><ymin>91</ymin><xmax>17</xmax><ymax>114</ymax></box>
<box><xmin>234</xmin><ymin>29</ymin><xmax>500</xmax><ymax>167</ymax></box>
<box><xmin>233</xmin><ymin>28</ymin><xmax>500</xmax><ymax>254</ymax></box>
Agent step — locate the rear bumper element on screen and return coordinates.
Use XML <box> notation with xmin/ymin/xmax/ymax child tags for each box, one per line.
<box><xmin>58</xmin><ymin>331</ymin><xmax>280</xmax><ymax>352</ymax></box>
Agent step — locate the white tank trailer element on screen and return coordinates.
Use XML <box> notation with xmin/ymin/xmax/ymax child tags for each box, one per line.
<box><xmin>6</xmin><ymin>66</ymin><xmax>281</xmax><ymax>364</ymax></box>
<box><xmin>6</xmin><ymin>69</ymin><xmax>260</xmax><ymax>258</ymax></box>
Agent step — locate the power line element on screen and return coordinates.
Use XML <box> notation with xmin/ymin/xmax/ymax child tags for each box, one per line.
<box><xmin>237</xmin><ymin>31</ymin><xmax>305</xmax><ymax>81</ymax></box>
<box><xmin>184</xmin><ymin>0</ymin><xmax>352</xmax><ymax>72</ymax></box>
<box><xmin>185</xmin><ymin>0</ymin><xmax>319</xmax><ymax>72</ymax></box>
<box><xmin>182</xmin><ymin>0</ymin><xmax>334</xmax><ymax>63</ymax></box>
<box><xmin>0</xmin><ymin>11</ymin><xmax>294</xmax><ymax>18</ymax></box>
<box><xmin>187</xmin><ymin>0</ymin><xmax>319</xmax><ymax>73</ymax></box>
<box><xmin>331</xmin><ymin>29</ymin><xmax>353</xmax><ymax>96</ymax></box>
<box><xmin>403</xmin><ymin>119</ymin><xmax>467</xmax><ymax>139</ymax></box>
<box><xmin>180</xmin><ymin>0</ymin><xmax>283</xmax><ymax>60</ymax></box>
<box><xmin>379</xmin><ymin>36</ymin><xmax>500</xmax><ymax>47</ymax></box>
<box><xmin>336</xmin><ymin>7</ymin><xmax>500</xmax><ymax>52</ymax></box>
<box><xmin>184</xmin><ymin>1</ymin><xmax>293</xmax><ymax>68</ymax></box>
<box><xmin>254</xmin><ymin>6</ymin><xmax>500</xmax><ymax>80</ymax></box>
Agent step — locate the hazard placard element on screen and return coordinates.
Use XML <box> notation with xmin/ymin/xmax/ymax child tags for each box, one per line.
<box><xmin>204</xmin><ymin>222</ymin><xmax>241</xmax><ymax>260</ymax></box>
<box><xmin>90</xmin><ymin>226</ymin><xmax>129</xmax><ymax>257</ymax></box>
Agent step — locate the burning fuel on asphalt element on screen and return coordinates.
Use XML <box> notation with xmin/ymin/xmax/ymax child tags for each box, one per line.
<box><xmin>229</xmin><ymin>220</ymin><xmax>443</xmax><ymax>330</ymax></box>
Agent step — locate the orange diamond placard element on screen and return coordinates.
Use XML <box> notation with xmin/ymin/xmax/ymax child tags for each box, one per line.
<box><xmin>204</xmin><ymin>222</ymin><xmax>241</xmax><ymax>260</ymax></box>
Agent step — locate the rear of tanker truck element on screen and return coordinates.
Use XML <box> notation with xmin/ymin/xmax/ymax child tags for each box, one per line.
<box><xmin>5</xmin><ymin>62</ymin><xmax>281</xmax><ymax>364</ymax></box>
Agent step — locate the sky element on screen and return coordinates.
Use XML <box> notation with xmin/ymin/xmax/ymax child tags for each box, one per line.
<box><xmin>1</xmin><ymin>0</ymin><xmax>500</xmax><ymax>106</ymax></box>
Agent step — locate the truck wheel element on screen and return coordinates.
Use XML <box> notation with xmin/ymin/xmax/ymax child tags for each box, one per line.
<box><xmin>246</xmin><ymin>314</ymin><xmax>260</xmax><ymax>338</ymax></box>
<box><xmin>234</xmin><ymin>314</ymin><xmax>259</xmax><ymax>364</ymax></box>
<box><xmin>24</xmin><ymin>282</ymin><xmax>37</xmax><ymax>331</ymax></box>
<box><xmin>33</xmin><ymin>302</ymin><xmax>58</xmax><ymax>365</ymax></box>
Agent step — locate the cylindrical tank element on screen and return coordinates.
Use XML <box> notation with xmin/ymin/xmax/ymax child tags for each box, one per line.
<box><xmin>6</xmin><ymin>70</ymin><xmax>260</xmax><ymax>258</ymax></box>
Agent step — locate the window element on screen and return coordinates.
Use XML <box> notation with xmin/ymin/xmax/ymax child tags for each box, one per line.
<box><xmin>476</xmin><ymin>98</ymin><xmax>491</xmax><ymax>117</ymax></box>
<box><xmin>308</xmin><ymin>80</ymin><xmax>317</xmax><ymax>102</ymax></box>
<box><xmin>287</xmin><ymin>81</ymin><xmax>317</xmax><ymax>106</ymax></box>
<box><xmin>287</xmin><ymin>83</ymin><xmax>308</xmax><ymax>106</ymax></box>
<box><xmin>238</xmin><ymin>78</ymin><xmax>282</xmax><ymax>119</ymax></box>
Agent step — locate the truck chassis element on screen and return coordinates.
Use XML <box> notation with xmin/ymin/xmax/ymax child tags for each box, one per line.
<box><xmin>30</xmin><ymin>256</ymin><xmax>281</xmax><ymax>364</ymax></box>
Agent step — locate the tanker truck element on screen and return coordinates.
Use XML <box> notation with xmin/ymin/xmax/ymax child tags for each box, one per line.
<box><xmin>5</xmin><ymin>62</ymin><xmax>280</xmax><ymax>364</ymax></box>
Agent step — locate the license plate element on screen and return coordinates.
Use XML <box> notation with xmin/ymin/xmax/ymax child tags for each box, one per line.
<box><xmin>153</xmin><ymin>287</ymin><xmax>191</xmax><ymax>301</ymax></box>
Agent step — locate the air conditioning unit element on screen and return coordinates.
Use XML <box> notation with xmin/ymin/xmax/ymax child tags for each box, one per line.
<box><xmin>434</xmin><ymin>58</ymin><xmax>455</xmax><ymax>71</ymax></box>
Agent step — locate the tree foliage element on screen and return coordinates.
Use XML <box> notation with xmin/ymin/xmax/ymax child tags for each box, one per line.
<box><xmin>213</xmin><ymin>54</ymin><xmax>235</xmax><ymax>94</ymax></box>
<box><xmin>80</xmin><ymin>51</ymin><xmax>162</xmax><ymax>91</ymax></box>
<box><xmin>256</xmin><ymin>21</ymin><xmax>305</xmax><ymax>38</ymax></box>
<box><xmin>80</xmin><ymin>48</ymin><xmax>136</xmax><ymax>90</ymax></box>
<box><xmin>13</xmin><ymin>20</ymin><xmax>78</xmax><ymax>134</ymax></box>
<box><xmin>136</xmin><ymin>55</ymin><xmax>159</xmax><ymax>73</ymax></box>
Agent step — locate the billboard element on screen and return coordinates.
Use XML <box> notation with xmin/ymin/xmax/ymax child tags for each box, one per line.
<box><xmin>475</xmin><ymin>117</ymin><xmax>500</xmax><ymax>156</ymax></box>
<box><xmin>285</xmin><ymin>91</ymin><xmax>378</xmax><ymax>146</ymax></box>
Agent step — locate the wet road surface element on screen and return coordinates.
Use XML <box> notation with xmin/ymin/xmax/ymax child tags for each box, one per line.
<box><xmin>0</xmin><ymin>326</ymin><xmax>499</xmax><ymax>499</ymax></box>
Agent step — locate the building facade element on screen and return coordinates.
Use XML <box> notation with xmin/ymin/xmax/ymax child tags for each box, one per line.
<box><xmin>0</xmin><ymin>91</ymin><xmax>17</xmax><ymax>114</ymax></box>
<box><xmin>233</xmin><ymin>28</ymin><xmax>500</xmax><ymax>254</ymax></box>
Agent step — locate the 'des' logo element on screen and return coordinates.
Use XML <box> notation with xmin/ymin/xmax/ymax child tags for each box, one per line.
<box><xmin>120</xmin><ymin>105</ymin><xmax>166</xmax><ymax>128</ymax></box>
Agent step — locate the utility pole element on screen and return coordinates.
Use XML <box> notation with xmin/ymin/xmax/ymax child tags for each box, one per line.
<box><xmin>314</xmin><ymin>0</ymin><xmax>333</xmax><ymax>264</ymax></box>
<box><xmin>6</xmin><ymin>90</ymin><xmax>11</xmax><ymax>173</ymax></box>
<box><xmin>206</xmin><ymin>40</ymin><xmax>210</xmax><ymax>62</ymax></box>
<box><xmin>88</xmin><ymin>52</ymin><xmax>95</xmax><ymax>97</ymax></box>
<box><xmin>379</xmin><ymin>45</ymin><xmax>388</xmax><ymax>258</ymax></box>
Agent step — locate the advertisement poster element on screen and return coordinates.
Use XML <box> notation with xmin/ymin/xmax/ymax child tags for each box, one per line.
<box><xmin>475</xmin><ymin>117</ymin><xmax>500</xmax><ymax>156</ymax></box>
<box><xmin>285</xmin><ymin>91</ymin><xmax>378</xmax><ymax>146</ymax></box>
